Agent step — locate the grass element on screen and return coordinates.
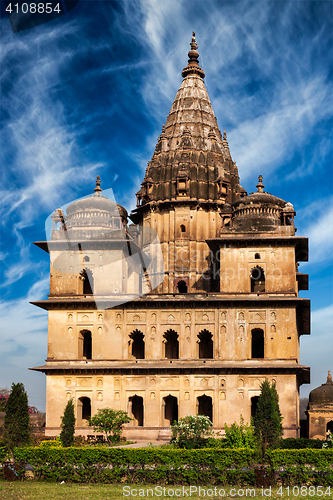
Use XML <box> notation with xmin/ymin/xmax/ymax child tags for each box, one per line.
<box><xmin>0</xmin><ymin>482</ymin><xmax>333</xmax><ymax>500</ymax></box>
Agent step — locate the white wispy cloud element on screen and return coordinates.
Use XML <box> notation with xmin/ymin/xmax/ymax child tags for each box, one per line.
<box><xmin>0</xmin><ymin>17</ymin><xmax>105</xmax><ymax>287</ymax></box>
<box><xmin>120</xmin><ymin>0</ymin><xmax>332</xmax><ymax>183</ymax></box>
<box><xmin>305</xmin><ymin>203</ymin><xmax>333</xmax><ymax>265</ymax></box>
<box><xmin>228</xmin><ymin>76</ymin><xmax>332</xmax><ymax>179</ymax></box>
<box><xmin>0</xmin><ymin>18</ymin><xmax>105</xmax><ymax>230</ymax></box>
<box><xmin>0</xmin><ymin>277</ymin><xmax>49</xmax><ymax>409</ymax></box>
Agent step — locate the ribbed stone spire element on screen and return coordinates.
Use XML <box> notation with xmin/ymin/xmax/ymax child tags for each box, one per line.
<box><xmin>133</xmin><ymin>34</ymin><xmax>246</xmax><ymax>209</ymax></box>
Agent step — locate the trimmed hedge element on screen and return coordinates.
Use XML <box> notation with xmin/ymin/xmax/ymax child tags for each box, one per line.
<box><xmin>4</xmin><ymin>447</ymin><xmax>333</xmax><ymax>485</ymax></box>
<box><xmin>266</xmin><ymin>449</ymin><xmax>333</xmax><ymax>486</ymax></box>
<box><xmin>278</xmin><ymin>438</ymin><xmax>324</xmax><ymax>449</ymax></box>
<box><xmin>13</xmin><ymin>447</ymin><xmax>257</xmax><ymax>484</ymax></box>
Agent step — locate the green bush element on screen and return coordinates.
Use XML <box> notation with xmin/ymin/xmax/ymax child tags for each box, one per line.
<box><xmin>89</xmin><ymin>408</ymin><xmax>131</xmax><ymax>444</ymax></box>
<box><xmin>266</xmin><ymin>449</ymin><xmax>333</xmax><ymax>486</ymax></box>
<box><xmin>224</xmin><ymin>416</ymin><xmax>256</xmax><ymax>449</ymax></box>
<box><xmin>170</xmin><ymin>415</ymin><xmax>213</xmax><ymax>448</ymax></box>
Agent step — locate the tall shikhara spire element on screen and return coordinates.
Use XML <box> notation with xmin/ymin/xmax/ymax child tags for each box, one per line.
<box><xmin>134</xmin><ymin>33</ymin><xmax>246</xmax><ymax>210</ymax></box>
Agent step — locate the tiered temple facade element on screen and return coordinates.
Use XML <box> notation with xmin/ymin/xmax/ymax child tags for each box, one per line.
<box><xmin>32</xmin><ymin>34</ymin><xmax>310</xmax><ymax>439</ymax></box>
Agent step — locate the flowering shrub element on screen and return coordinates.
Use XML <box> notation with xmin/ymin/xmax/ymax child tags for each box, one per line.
<box><xmin>89</xmin><ymin>408</ymin><xmax>131</xmax><ymax>443</ymax></box>
<box><xmin>322</xmin><ymin>430</ymin><xmax>333</xmax><ymax>449</ymax></box>
<box><xmin>170</xmin><ymin>415</ymin><xmax>213</xmax><ymax>449</ymax></box>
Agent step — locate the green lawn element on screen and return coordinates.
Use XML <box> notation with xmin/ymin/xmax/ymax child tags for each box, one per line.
<box><xmin>0</xmin><ymin>482</ymin><xmax>333</xmax><ymax>500</ymax></box>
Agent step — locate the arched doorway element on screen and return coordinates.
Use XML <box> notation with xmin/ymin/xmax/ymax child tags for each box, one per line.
<box><xmin>78</xmin><ymin>396</ymin><xmax>91</xmax><ymax>426</ymax></box>
<box><xmin>197</xmin><ymin>395</ymin><xmax>213</xmax><ymax>423</ymax></box>
<box><xmin>327</xmin><ymin>421</ymin><xmax>333</xmax><ymax>433</ymax></box>
<box><xmin>163</xmin><ymin>395</ymin><xmax>178</xmax><ymax>426</ymax></box>
<box><xmin>251</xmin><ymin>329</ymin><xmax>264</xmax><ymax>359</ymax></box>
<box><xmin>129</xmin><ymin>395</ymin><xmax>144</xmax><ymax>426</ymax></box>
<box><xmin>198</xmin><ymin>330</ymin><xmax>213</xmax><ymax>358</ymax></box>
<box><xmin>163</xmin><ymin>330</ymin><xmax>179</xmax><ymax>359</ymax></box>
<box><xmin>129</xmin><ymin>330</ymin><xmax>145</xmax><ymax>359</ymax></box>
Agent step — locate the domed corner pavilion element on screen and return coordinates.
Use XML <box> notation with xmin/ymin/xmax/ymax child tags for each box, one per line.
<box><xmin>307</xmin><ymin>371</ymin><xmax>333</xmax><ymax>439</ymax></box>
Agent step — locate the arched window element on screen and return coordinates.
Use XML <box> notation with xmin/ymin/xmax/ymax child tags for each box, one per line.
<box><xmin>78</xmin><ymin>396</ymin><xmax>91</xmax><ymax>426</ymax></box>
<box><xmin>79</xmin><ymin>330</ymin><xmax>92</xmax><ymax>359</ymax></box>
<box><xmin>251</xmin><ymin>328</ymin><xmax>264</xmax><ymax>359</ymax></box>
<box><xmin>327</xmin><ymin>421</ymin><xmax>333</xmax><ymax>433</ymax></box>
<box><xmin>129</xmin><ymin>395</ymin><xmax>144</xmax><ymax>426</ymax></box>
<box><xmin>163</xmin><ymin>395</ymin><xmax>178</xmax><ymax>425</ymax></box>
<box><xmin>250</xmin><ymin>266</ymin><xmax>265</xmax><ymax>292</ymax></box>
<box><xmin>255</xmin><ymin>253</ymin><xmax>260</xmax><ymax>260</ymax></box>
<box><xmin>180</xmin><ymin>224</ymin><xmax>186</xmax><ymax>233</ymax></box>
<box><xmin>197</xmin><ymin>395</ymin><xmax>213</xmax><ymax>423</ymax></box>
<box><xmin>177</xmin><ymin>280</ymin><xmax>187</xmax><ymax>293</ymax></box>
<box><xmin>163</xmin><ymin>330</ymin><xmax>179</xmax><ymax>359</ymax></box>
<box><xmin>84</xmin><ymin>255</ymin><xmax>90</xmax><ymax>262</ymax></box>
<box><xmin>129</xmin><ymin>330</ymin><xmax>145</xmax><ymax>359</ymax></box>
<box><xmin>198</xmin><ymin>329</ymin><xmax>213</xmax><ymax>358</ymax></box>
<box><xmin>251</xmin><ymin>396</ymin><xmax>259</xmax><ymax>419</ymax></box>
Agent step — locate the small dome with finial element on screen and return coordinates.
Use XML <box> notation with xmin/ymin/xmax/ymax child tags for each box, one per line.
<box><xmin>64</xmin><ymin>176</ymin><xmax>128</xmax><ymax>235</ymax></box>
<box><xmin>309</xmin><ymin>371</ymin><xmax>333</xmax><ymax>406</ymax></box>
<box><xmin>231</xmin><ymin>175</ymin><xmax>289</xmax><ymax>232</ymax></box>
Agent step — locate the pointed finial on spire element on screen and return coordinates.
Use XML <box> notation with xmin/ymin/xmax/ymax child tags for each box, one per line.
<box><xmin>181</xmin><ymin>32</ymin><xmax>205</xmax><ymax>79</ymax></box>
<box><xmin>328</xmin><ymin>370</ymin><xmax>332</xmax><ymax>383</ymax></box>
<box><xmin>223</xmin><ymin>130</ymin><xmax>227</xmax><ymax>141</ymax></box>
<box><xmin>94</xmin><ymin>175</ymin><xmax>102</xmax><ymax>196</ymax></box>
<box><xmin>256</xmin><ymin>175</ymin><xmax>265</xmax><ymax>193</ymax></box>
<box><xmin>191</xmin><ymin>32</ymin><xmax>198</xmax><ymax>50</ymax></box>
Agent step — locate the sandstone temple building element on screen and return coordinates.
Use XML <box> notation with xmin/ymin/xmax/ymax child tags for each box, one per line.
<box><xmin>32</xmin><ymin>34</ymin><xmax>310</xmax><ymax>440</ymax></box>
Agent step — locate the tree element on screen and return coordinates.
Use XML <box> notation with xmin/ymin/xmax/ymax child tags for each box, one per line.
<box><xmin>0</xmin><ymin>387</ymin><xmax>10</xmax><ymax>412</ymax></box>
<box><xmin>60</xmin><ymin>399</ymin><xmax>76</xmax><ymax>447</ymax></box>
<box><xmin>170</xmin><ymin>414</ymin><xmax>213</xmax><ymax>448</ymax></box>
<box><xmin>4</xmin><ymin>382</ymin><xmax>30</xmax><ymax>448</ymax></box>
<box><xmin>89</xmin><ymin>408</ymin><xmax>131</xmax><ymax>444</ymax></box>
<box><xmin>254</xmin><ymin>380</ymin><xmax>283</xmax><ymax>457</ymax></box>
<box><xmin>224</xmin><ymin>416</ymin><xmax>256</xmax><ymax>449</ymax></box>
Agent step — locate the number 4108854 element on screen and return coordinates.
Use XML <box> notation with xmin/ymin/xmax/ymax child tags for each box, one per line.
<box><xmin>6</xmin><ymin>3</ymin><xmax>62</xmax><ymax>14</ymax></box>
<box><xmin>277</xmin><ymin>486</ymin><xmax>331</xmax><ymax>496</ymax></box>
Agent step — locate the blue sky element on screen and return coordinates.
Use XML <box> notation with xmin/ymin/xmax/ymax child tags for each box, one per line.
<box><xmin>0</xmin><ymin>0</ymin><xmax>332</xmax><ymax>412</ymax></box>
